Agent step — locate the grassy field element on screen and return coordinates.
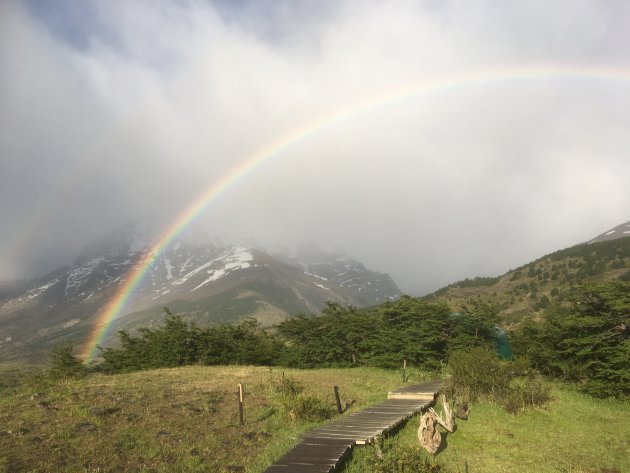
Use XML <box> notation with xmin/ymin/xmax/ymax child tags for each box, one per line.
<box><xmin>0</xmin><ymin>364</ymin><xmax>419</xmax><ymax>473</ymax></box>
<box><xmin>341</xmin><ymin>386</ymin><xmax>630</xmax><ymax>473</ymax></box>
<box><xmin>2</xmin><ymin>365</ymin><xmax>628</xmax><ymax>473</ymax></box>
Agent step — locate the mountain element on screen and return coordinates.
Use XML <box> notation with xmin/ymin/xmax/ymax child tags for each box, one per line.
<box><xmin>426</xmin><ymin>221</ymin><xmax>630</xmax><ymax>326</ymax></box>
<box><xmin>587</xmin><ymin>220</ymin><xmax>630</xmax><ymax>243</ymax></box>
<box><xmin>0</xmin><ymin>224</ymin><xmax>401</xmax><ymax>362</ymax></box>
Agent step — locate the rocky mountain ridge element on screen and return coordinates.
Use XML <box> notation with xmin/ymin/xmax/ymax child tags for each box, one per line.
<box><xmin>0</xmin><ymin>224</ymin><xmax>400</xmax><ymax>361</ymax></box>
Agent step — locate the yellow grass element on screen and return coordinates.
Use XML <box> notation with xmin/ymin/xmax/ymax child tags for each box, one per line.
<box><xmin>0</xmin><ymin>364</ymin><xmax>421</xmax><ymax>473</ymax></box>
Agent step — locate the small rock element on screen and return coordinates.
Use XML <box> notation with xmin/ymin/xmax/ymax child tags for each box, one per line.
<box><xmin>78</xmin><ymin>423</ymin><xmax>97</xmax><ymax>432</ymax></box>
<box><xmin>29</xmin><ymin>392</ymin><xmax>44</xmax><ymax>401</ymax></box>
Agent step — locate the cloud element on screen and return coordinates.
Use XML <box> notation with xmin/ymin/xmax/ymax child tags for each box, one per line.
<box><xmin>1</xmin><ymin>0</ymin><xmax>629</xmax><ymax>293</ymax></box>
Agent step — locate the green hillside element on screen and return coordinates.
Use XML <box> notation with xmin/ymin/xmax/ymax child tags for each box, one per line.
<box><xmin>425</xmin><ymin>237</ymin><xmax>630</xmax><ymax>326</ymax></box>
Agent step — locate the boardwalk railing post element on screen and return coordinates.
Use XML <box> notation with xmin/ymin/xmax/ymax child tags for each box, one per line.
<box><xmin>334</xmin><ymin>386</ymin><xmax>343</xmax><ymax>414</ymax></box>
<box><xmin>237</xmin><ymin>383</ymin><xmax>244</xmax><ymax>425</ymax></box>
<box><xmin>402</xmin><ymin>357</ymin><xmax>407</xmax><ymax>383</ymax></box>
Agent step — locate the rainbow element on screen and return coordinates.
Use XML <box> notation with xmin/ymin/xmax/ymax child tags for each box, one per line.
<box><xmin>81</xmin><ymin>64</ymin><xmax>630</xmax><ymax>360</ymax></box>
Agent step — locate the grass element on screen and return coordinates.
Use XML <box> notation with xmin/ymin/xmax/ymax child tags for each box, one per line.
<box><xmin>3</xmin><ymin>365</ymin><xmax>627</xmax><ymax>473</ymax></box>
<box><xmin>340</xmin><ymin>385</ymin><xmax>630</xmax><ymax>473</ymax></box>
<box><xmin>0</xmin><ymin>364</ymin><xmax>419</xmax><ymax>473</ymax></box>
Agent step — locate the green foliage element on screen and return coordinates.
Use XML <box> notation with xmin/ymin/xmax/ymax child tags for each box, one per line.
<box><xmin>368</xmin><ymin>444</ymin><xmax>444</xmax><ymax>473</ymax></box>
<box><xmin>282</xmin><ymin>394</ymin><xmax>334</xmax><ymax>422</ymax></box>
<box><xmin>99</xmin><ymin>298</ymin><xmax>503</xmax><ymax>374</ymax></box>
<box><xmin>447</xmin><ymin>300</ymin><xmax>499</xmax><ymax>354</ymax></box>
<box><xmin>443</xmin><ymin>347</ymin><xmax>550</xmax><ymax>413</ymax></box>
<box><xmin>277</xmin><ymin>298</ymin><xmax>498</xmax><ymax>370</ymax></box>
<box><xmin>100</xmin><ymin>308</ymin><xmax>284</xmax><ymax>373</ymax></box>
<box><xmin>430</xmin><ymin>276</ymin><xmax>499</xmax><ymax>296</ymax></box>
<box><xmin>504</xmin><ymin>375</ymin><xmax>551</xmax><ymax>414</ymax></box>
<box><xmin>512</xmin><ymin>281</ymin><xmax>630</xmax><ymax>398</ymax></box>
<box><xmin>49</xmin><ymin>345</ymin><xmax>86</xmax><ymax>379</ymax></box>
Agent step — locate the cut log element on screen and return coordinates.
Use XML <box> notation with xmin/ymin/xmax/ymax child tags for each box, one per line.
<box><xmin>418</xmin><ymin>411</ymin><xmax>441</xmax><ymax>454</ymax></box>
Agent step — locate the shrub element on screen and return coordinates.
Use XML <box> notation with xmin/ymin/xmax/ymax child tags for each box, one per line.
<box><xmin>369</xmin><ymin>444</ymin><xmax>443</xmax><ymax>473</ymax></box>
<box><xmin>443</xmin><ymin>347</ymin><xmax>551</xmax><ymax>413</ymax></box>
<box><xmin>283</xmin><ymin>394</ymin><xmax>334</xmax><ymax>422</ymax></box>
<box><xmin>49</xmin><ymin>345</ymin><xmax>86</xmax><ymax>379</ymax></box>
<box><xmin>504</xmin><ymin>375</ymin><xmax>552</xmax><ymax>414</ymax></box>
<box><xmin>443</xmin><ymin>347</ymin><xmax>510</xmax><ymax>403</ymax></box>
<box><xmin>273</xmin><ymin>374</ymin><xmax>304</xmax><ymax>397</ymax></box>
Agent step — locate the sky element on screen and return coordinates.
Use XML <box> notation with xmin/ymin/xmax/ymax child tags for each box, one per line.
<box><xmin>1</xmin><ymin>0</ymin><xmax>629</xmax><ymax>295</ymax></box>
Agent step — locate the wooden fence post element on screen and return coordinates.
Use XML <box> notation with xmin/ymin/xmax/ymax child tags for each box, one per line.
<box><xmin>403</xmin><ymin>357</ymin><xmax>407</xmax><ymax>383</ymax></box>
<box><xmin>237</xmin><ymin>383</ymin><xmax>244</xmax><ymax>425</ymax></box>
<box><xmin>334</xmin><ymin>386</ymin><xmax>343</xmax><ymax>414</ymax></box>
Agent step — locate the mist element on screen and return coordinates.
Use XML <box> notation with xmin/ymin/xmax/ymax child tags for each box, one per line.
<box><xmin>1</xmin><ymin>0</ymin><xmax>629</xmax><ymax>294</ymax></box>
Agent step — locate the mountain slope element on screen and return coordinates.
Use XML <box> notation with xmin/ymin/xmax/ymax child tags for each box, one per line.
<box><xmin>0</xmin><ymin>225</ymin><xmax>401</xmax><ymax>361</ymax></box>
<box><xmin>426</xmin><ymin>233</ymin><xmax>630</xmax><ymax>326</ymax></box>
<box><xmin>588</xmin><ymin>220</ymin><xmax>630</xmax><ymax>243</ymax></box>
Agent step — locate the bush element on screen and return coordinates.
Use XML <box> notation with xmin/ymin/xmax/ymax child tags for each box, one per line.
<box><xmin>369</xmin><ymin>444</ymin><xmax>443</xmax><ymax>473</ymax></box>
<box><xmin>443</xmin><ymin>347</ymin><xmax>511</xmax><ymax>403</ymax></box>
<box><xmin>443</xmin><ymin>347</ymin><xmax>551</xmax><ymax>413</ymax></box>
<box><xmin>283</xmin><ymin>394</ymin><xmax>334</xmax><ymax>422</ymax></box>
<box><xmin>504</xmin><ymin>375</ymin><xmax>552</xmax><ymax>414</ymax></box>
<box><xmin>273</xmin><ymin>374</ymin><xmax>304</xmax><ymax>397</ymax></box>
<box><xmin>49</xmin><ymin>345</ymin><xmax>86</xmax><ymax>379</ymax></box>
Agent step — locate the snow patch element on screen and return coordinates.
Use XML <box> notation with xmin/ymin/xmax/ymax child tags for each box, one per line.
<box><xmin>66</xmin><ymin>258</ymin><xmax>103</xmax><ymax>293</ymax></box>
<box><xmin>606</xmin><ymin>230</ymin><xmax>616</xmax><ymax>235</ymax></box>
<box><xmin>62</xmin><ymin>319</ymin><xmax>81</xmax><ymax>329</ymax></box>
<box><xmin>27</xmin><ymin>277</ymin><xmax>60</xmax><ymax>299</ymax></box>
<box><xmin>164</xmin><ymin>256</ymin><xmax>174</xmax><ymax>280</ymax></box>
<box><xmin>191</xmin><ymin>247</ymin><xmax>253</xmax><ymax>291</ymax></box>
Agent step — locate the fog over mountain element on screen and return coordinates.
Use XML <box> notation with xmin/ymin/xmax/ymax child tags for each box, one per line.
<box><xmin>1</xmin><ymin>0</ymin><xmax>629</xmax><ymax>295</ymax></box>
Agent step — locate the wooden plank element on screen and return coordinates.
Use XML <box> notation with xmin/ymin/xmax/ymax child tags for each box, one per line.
<box><xmin>263</xmin><ymin>380</ymin><xmax>441</xmax><ymax>473</ymax></box>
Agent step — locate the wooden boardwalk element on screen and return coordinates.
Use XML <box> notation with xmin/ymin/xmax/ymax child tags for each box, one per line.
<box><xmin>263</xmin><ymin>380</ymin><xmax>441</xmax><ymax>473</ymax></box>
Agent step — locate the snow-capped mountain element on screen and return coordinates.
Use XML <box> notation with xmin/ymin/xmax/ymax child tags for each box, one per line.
<box><xmin>588</xmin><ymin>221</ymin><xmax>630</xmax><ymax>244</ymax></box>
<box><xmin>0</xmin><ymin>224</ymin><xmax>401</xmax><ymax>361</ymax></box>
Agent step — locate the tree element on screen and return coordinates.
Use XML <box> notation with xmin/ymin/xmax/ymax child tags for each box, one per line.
<box><xmin>512</xmin><ymin>281</ymin><xmax>630</xmax><ymax>398</ymax></box>
<box><xmin>49</xmin><ymin>345</ymin><xmax>86</xmax><ymax>379</ymax></box>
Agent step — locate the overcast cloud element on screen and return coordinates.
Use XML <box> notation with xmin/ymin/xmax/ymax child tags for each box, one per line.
<box><xmin>1</xmin><ymin>0</ymin><xmax>629</xmax><ymax>294</ymax></box>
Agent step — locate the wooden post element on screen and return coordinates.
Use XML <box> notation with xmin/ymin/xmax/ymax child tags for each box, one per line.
<box><xmin>402</xmin><ymin>357</ymin><xmax>407</xmax><ymax>383</ymax></box>
<box><xmin>334</xmin><ymin>386</ymin><xmax>343</xmax><ymax>414</ymax></box>
<box><xmin>237</xmin><ymin>383</ymin><xmax>244</xmax><ymax>425</ymax></box>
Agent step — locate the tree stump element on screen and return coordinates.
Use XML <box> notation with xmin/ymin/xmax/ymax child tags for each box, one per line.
<box><xmin>418</xmin><ymin>410</ymin><xmax>441</xmax><ymax>454</ymax></box>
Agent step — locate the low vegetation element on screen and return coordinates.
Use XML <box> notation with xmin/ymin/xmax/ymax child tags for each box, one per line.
<box><xmin>443</xmin><ymin>347</ymin><xmax>551</xmax><ymax>414</ymax></box>
<box><xmin>0</xmin><ymin>366</ymin><xmax>414</xmax><ymax>473</ymax></box>
<box><xmin>340</xmin><ymin>385</ymin><xmax>630</xmax><ymax>473</ymax></box>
